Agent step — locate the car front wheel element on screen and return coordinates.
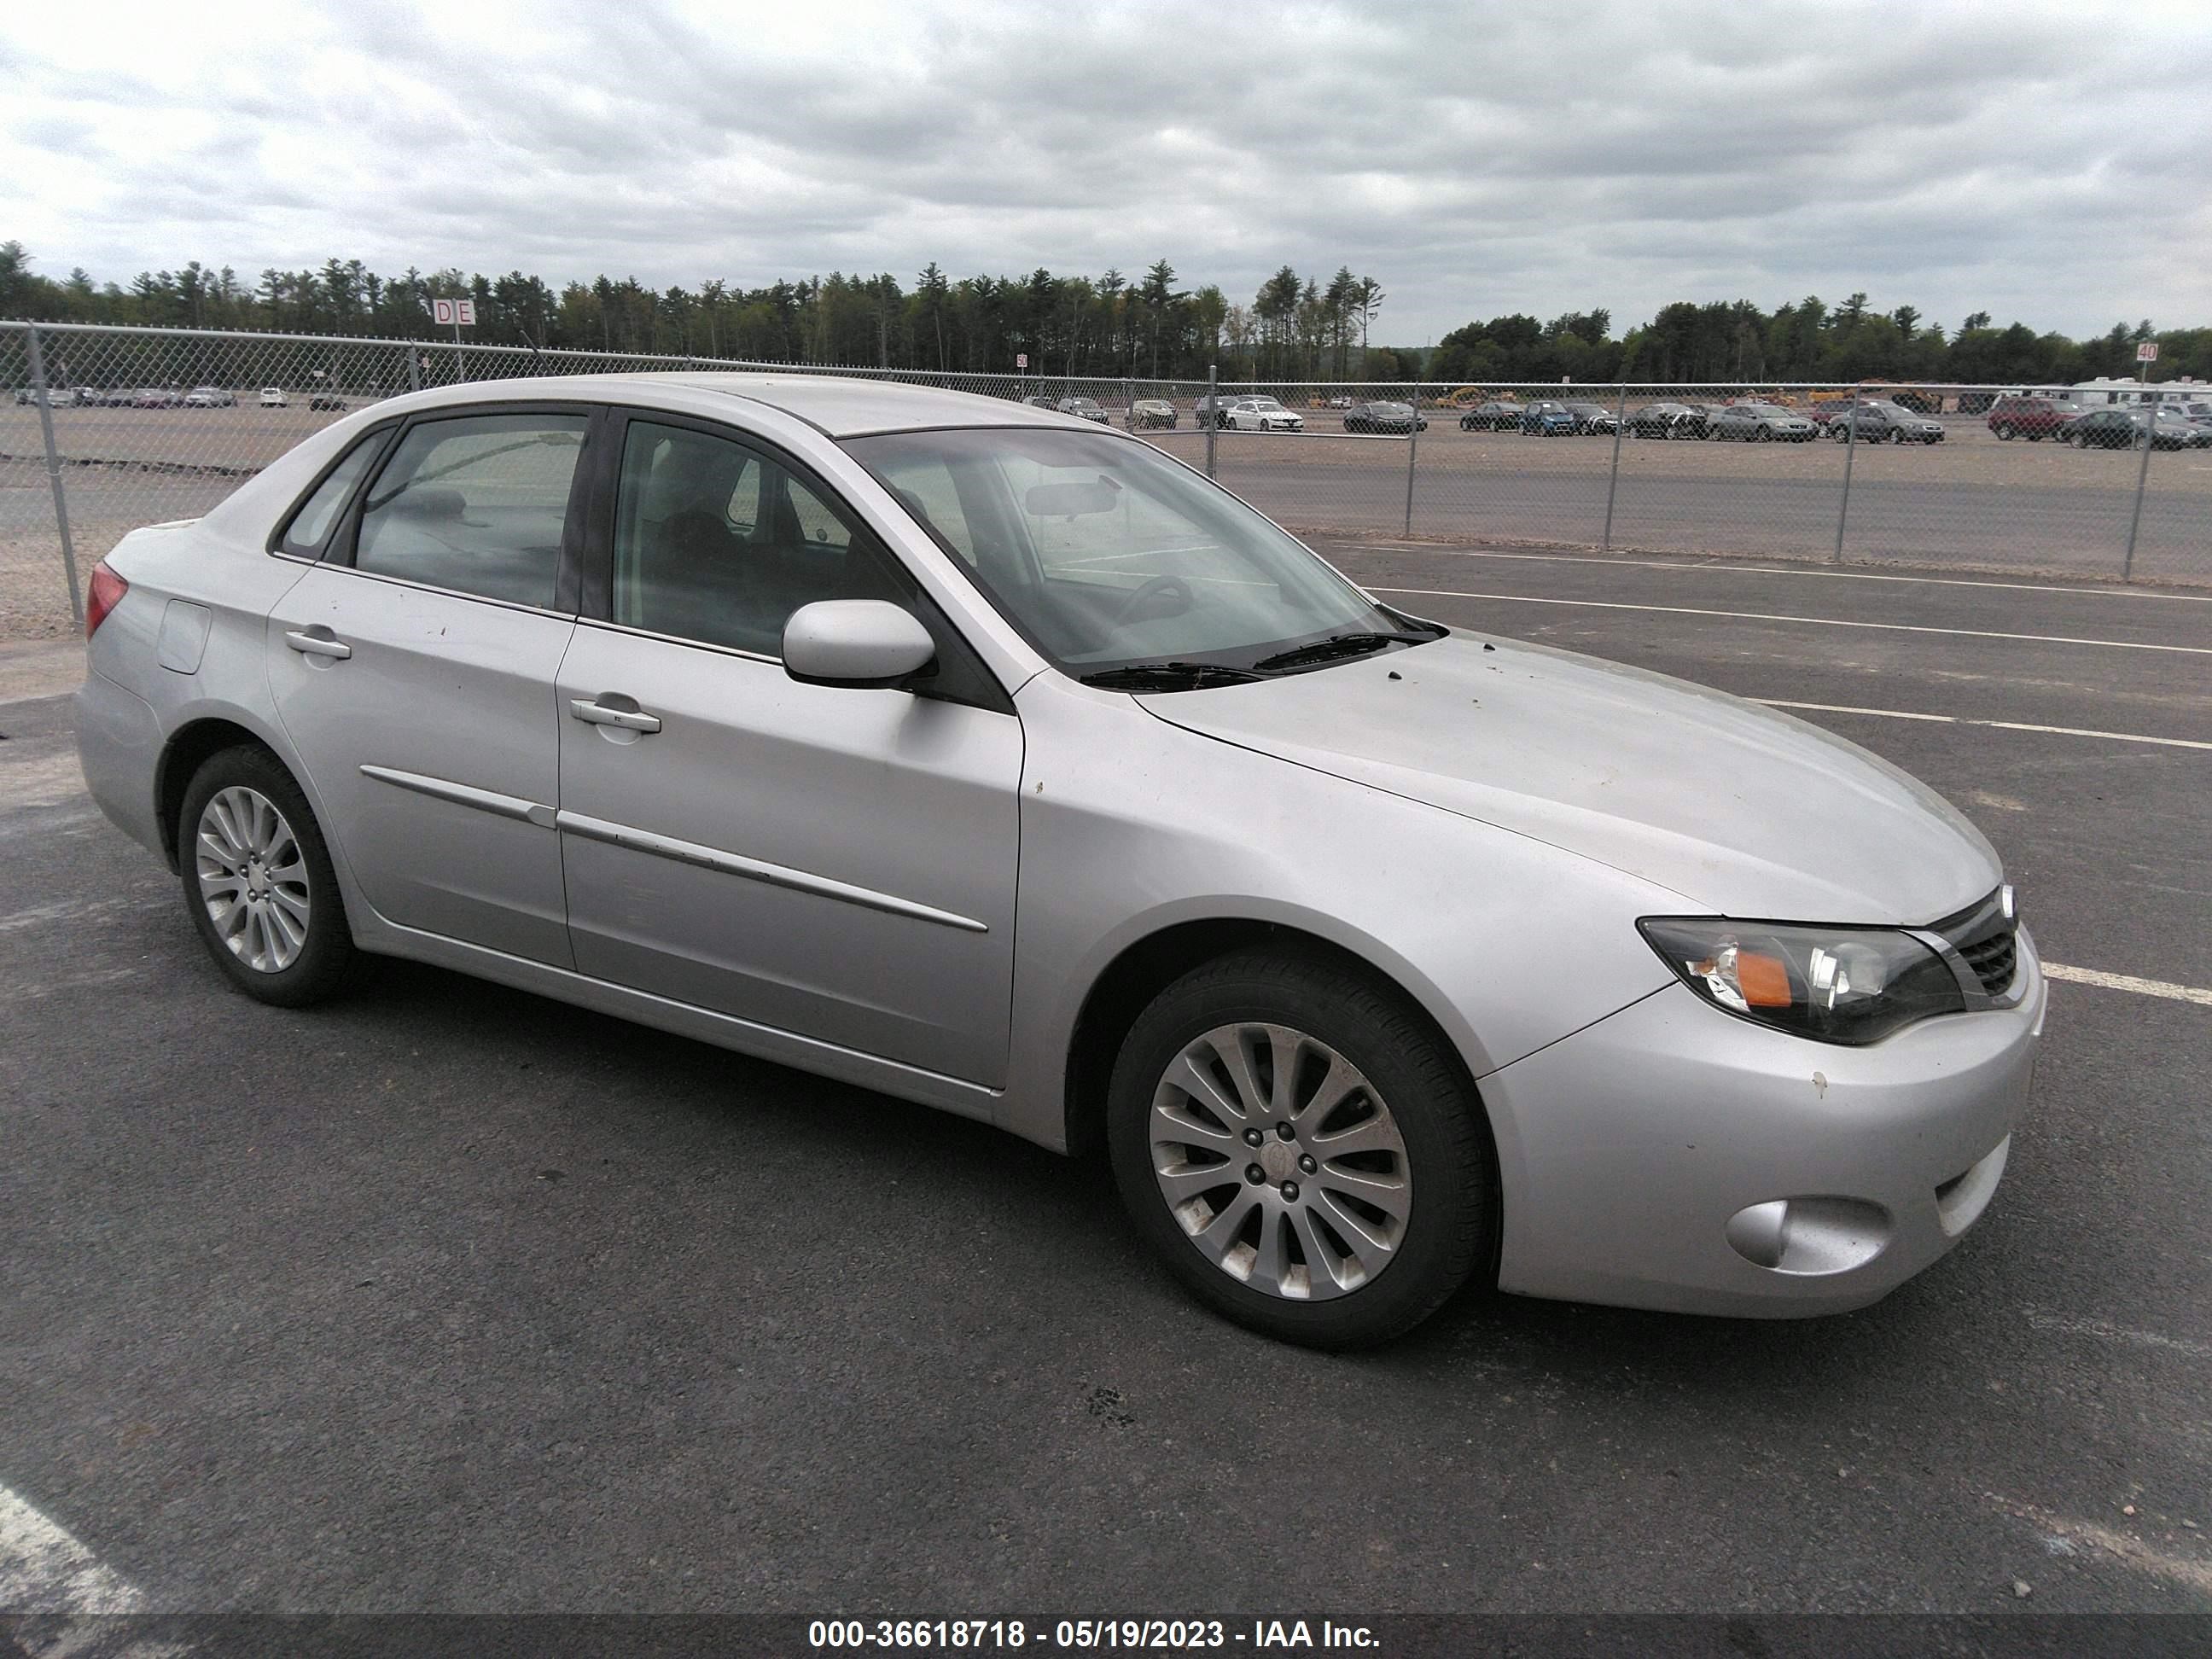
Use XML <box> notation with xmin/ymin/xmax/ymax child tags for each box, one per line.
<box><xmin>1107</xmin><ymin>946</ymin><xmax>1498</xmax><ymax>1348</ymax></box>
<box><xmin>1995</xmin><ymin>422</ymin><xmax>2016</xmax><ymax>439</ymax></box>
<box><xmin>179</xmin><ymin>746</ymin><xmax>358</xmax><ymax>1005</ymax></box>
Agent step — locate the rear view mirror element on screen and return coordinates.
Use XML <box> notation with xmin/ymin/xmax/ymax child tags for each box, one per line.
<box><xmin>1024</xmin><ymin>476</ymin><xmax>1121</xmax><ymax>518</ymax></box>
<box><xmin>783</xmin><ymin>600</ymin><xmax>936</xmax><ymax>689</ymax></box>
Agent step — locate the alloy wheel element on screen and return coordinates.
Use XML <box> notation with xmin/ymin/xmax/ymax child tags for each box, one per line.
<box><xmin>1148</xmin><ymin>1022</ymin><xmax>1412</xmax><ymax>1301</ymax></box>
<box><xmin>195</xmin><ymin>785</ymin><xmax>311</xmax><ymax>972</ymax></box>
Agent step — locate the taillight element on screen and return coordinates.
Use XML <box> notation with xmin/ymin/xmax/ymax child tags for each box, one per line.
<box><xmin>85</xmin><ymin>561</ymin><xmax>128</xmax><ymax>637</ymax></box>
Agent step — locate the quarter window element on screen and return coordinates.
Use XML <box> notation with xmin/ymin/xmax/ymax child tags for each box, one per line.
<box><xmin>278</xmin><ymin>430</ymin><xmax>388</xmax><ymax>559</ymax></box>
<box><xmin>611</xmin><ymin>420</ymin><xmax>907</xmax><ymax>656</ymax></box>
<box><xmin>353</xmin><ymin>414</ymin><xmax>586</xmax><ymax>608</ymax></box>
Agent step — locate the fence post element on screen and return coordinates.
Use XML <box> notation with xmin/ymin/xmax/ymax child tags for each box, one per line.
<box><xmin>1125</xmin><ymin>375</ymin><xmax>1133</xmax><ymax>432</ymax></box>
<box><xmin>1601</xmin><ymin>381</ymin><xmax>1628</xmax><ymax>550</ymax></box>
<box><xmin>406</xmin><ymin>344</ymin><xmax>421</xmax><ymax>393</ymax></box>
<box><xmin>2122</xmin><ymin>387</ymin><xmax>2156</xmax><ymax>582</ymax></box>
<box><xmin>1403</xmin><ymin>376</ymin><xmax>1421</xmax><ymax>536</ymax></box>
<box><xmin>23</xmin><ymin>323</ymin><xmax>84</xmax><ymax>627</ymax></box>
<box><xmin>1832</xmin><ymin>384</ymin><xmax>1861</xmax><ymax>564</ymax></box>
<box><xmin>1204</xmin><ymin>364</ymin><xmax>1217</xmax><ymax>479</ymax></box>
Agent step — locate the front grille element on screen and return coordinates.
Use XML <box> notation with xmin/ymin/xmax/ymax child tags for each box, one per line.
<box><xmin>1930</xmin><ymin>889</ymin><xmax>2018</xmax><ymax>996</ymax></box>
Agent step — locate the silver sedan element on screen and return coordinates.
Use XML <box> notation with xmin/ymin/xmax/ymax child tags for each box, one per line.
<box><xmin>76</xmin><ymin>374</ymin><xmax>2043</xmax><ymax>1348</ymax></box>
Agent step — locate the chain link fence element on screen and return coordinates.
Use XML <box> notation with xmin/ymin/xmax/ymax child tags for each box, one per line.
<box><xmin>7</xmin><ymin>320</ymin><xmax>2210</xmax><ymax>637</ymax></box>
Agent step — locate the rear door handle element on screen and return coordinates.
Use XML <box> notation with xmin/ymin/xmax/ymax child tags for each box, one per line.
<box><xmin>284</xmin><ymin>627</ymin><xmax>351</xmax><ymax>660</ymax></box>
<box><xmin>570</xmin><ymin>697</ymin><xmax>662</xmax><ymax>734</ymax></box>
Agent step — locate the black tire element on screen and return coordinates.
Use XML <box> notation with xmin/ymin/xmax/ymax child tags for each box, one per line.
<box><xmin>1995</xmin><ymin>422</ymin><xmax>2016</xmax><ymax>440</ymax></box>
<box><xmin>1105</xmin><ymin>946</ymin><xmax>1498</xmax><ymax>1349</ymax></box>
<box><xmin>2027</xmin><ymin>432</ymin><xmax>2043</xmax><ymax>442</ymax></box>
<box><xmin>1756</xmin><ymin>425</ymin><xmax>1773</xmax><ymax>442</ymax></box>
<box><xmin>178</xmin><ymin>744</ymin><xmax>359</xmax><ymax>1006</ymax></box>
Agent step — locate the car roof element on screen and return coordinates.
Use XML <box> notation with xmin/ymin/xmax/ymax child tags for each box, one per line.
<box><xmin>403</xmin><ymin>371</ymin><xmax>1092</xmax><ymax>438</ymax></box>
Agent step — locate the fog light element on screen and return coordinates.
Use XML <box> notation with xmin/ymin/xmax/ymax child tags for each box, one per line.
<box><xmin>1725</xmin><ymin>1197</ymin><xmax>1890</xmax><ymax>1276</ymax></box>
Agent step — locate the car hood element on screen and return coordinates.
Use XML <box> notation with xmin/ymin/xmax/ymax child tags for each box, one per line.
<box><xmin>1136</xmin><ymin>632</ymin><xmax>2000</xmax><ymax>923</ymax></box>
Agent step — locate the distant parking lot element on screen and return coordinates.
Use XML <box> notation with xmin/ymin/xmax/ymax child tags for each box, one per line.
<box><xmin>3</xmin><ymin>543</ymin><xmax>2207</xmax><ymax>1616</ymax></box>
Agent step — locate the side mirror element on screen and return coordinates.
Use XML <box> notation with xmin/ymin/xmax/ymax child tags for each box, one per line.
<box><xmin>783</xmin><ymin>600</ymin><xmax>936</xmax><ymax>690</ymax></box>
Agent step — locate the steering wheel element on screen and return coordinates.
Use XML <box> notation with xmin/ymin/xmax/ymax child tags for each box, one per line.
<box><xmin>1110</xmin><ymin>574</ymin><xmax>1193</xmax><ymax>626</ymax></box>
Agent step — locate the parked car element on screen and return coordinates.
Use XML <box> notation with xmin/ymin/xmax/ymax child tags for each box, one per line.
<box><xmin>83</xmin><ymin>387</ymin><xmax>137</xmax><ymax>407</ymax></box>
<box><xmin>2058</xmin><ymin>407</ymin><xmax>2210</xmax><ymax>450</ymax></box>
<box><xmin>1459</xmin><ymin>400</ymin><xmax>1523</xmax><ymax>431</ymax></box>
<box><xmin>1224</xmin><ymin>397</ymin><xmax>1306</xmax><ymax>433</ymax></box>
<box><xmin>1985</xmin><ymin>396</ymin><xmax>2079</xmax><ymax>441</ymax></box>
<box><xmin>1707</xmin><ymin>403</ymin><xmax>1817</xmax><ymax>442</ymax></box>
<box><xmin>1194</xmin><ymin>393</ymin><xmax>1249</xmax><ymax>429</ymax></box>
<box><xmin>75</xmin><ymin>371</ymin><xmax>2040</xmax><ymax>1349</ymax></box>
<box><xmin>2171</xmin><ymin>399</ymin><xmax>2212</xmax><ymax>436</ymax></box>
<box><xmin>1626</xmin><ymin>401</ymin><xmax>1705</xmax><ymax>439</ymax></box>
<box><xmin>1517</xmin><ymin>401</ymin><xmax>1579</xmax><ymax>436</ymax></box>
<box><xmin>131</xmin><ymin>387</ymin><xmax>184</xmax><ymax>408</ymax></box>
<box><xmin>259</xmin><ymin>387</ymin><xmax>290</xmax><ymax>409</ymax></box>
<box><xmin>1560</xmin><ymin>401</ymin><xmax>1620</xmax><ymax>435</ymax></box>
<box><xmin>1057</xmin><ymin>396</ymin><xmax>1111</xmax><ymax>425</ymax></box>
<box><xmin>308</xmin><ymin>393</ymin><xmax>349</xmax><ymax>412</ymax></box>
<box><xmin>1826</xmin><ymin>402</ymin><xmax>1947</xmax><ymax>445</ymax></box>
<box><xmin>184</xmin><ymin>386</ymin><xmax>237</xmax><ymax>408</ymax></box>
<box><xmin>1343</xmin><ymin>401</ymin><xmax>1425</xmax><ymax>434</ymax></box>
<box><xmin>13</xmin><ymin>386</ymin><xmax>78</xmax><ymax>407</ymax></box>
<box><xmin>1130</xmin><ymin>398</ymin><xmax>1177</xmax><ymax>429</ymax></box>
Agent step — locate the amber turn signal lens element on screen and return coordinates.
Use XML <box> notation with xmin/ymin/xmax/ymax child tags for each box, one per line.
<box><xmin>1737</xmin><ymin>951</ymin><xmax>1793</xmax><ymax>1007</ymax></box>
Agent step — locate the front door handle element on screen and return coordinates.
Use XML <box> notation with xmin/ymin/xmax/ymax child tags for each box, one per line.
<box><xmin>570</xmin><ymin>697</ymin><xmax>662</xmax><ymax>734</ymax></box>
<box><xmin>284</xmin><ymin>627</ymin><xmax>351</xmax><ymax>660</ymax></box>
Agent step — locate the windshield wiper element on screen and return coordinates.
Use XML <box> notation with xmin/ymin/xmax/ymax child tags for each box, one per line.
<box><xmin>1079</xmin><ymin>661</ymin><xmax>1264</xmax><ymax>690</ymax></box>
<box><xmin>1249</xmin><ymin>630</ymin><xmax>1436</xmax><ymax>672</ymax></box>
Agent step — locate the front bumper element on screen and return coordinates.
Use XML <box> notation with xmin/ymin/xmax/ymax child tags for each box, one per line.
<box><xmin>1481</xmin><ymin>928</ymin><xmax>2045</xmax><ymax>1317</ymax></box>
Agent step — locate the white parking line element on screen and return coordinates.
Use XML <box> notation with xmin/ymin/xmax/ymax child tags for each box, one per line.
<box><xmin>0</xmin><ymin>1481</ymin><xmax>143</xmax><ymax>1614</ymax></box>
<box><xmin>2021</xmin><ymin>1311</ymin><xmax>2212</xmax><ymax>1359</ymax></box>
<box><xmin>1370</xmin><ymin>585</ymin><xmax>2212</xmax><ymax>655</ymax></box>
<box><xmin>2042</xmin><ymin>963</ymin><xmax>2212</xmax><ymax>1008</ymax></box>
<box><xmin>1754</xmin><ymin>699</ymin><xmax>2212</xmax><ymax>752</ymax></box>
<box><xmin>1347</xmin><ymin>544</ymin><xmax>2212</xmax><ymax>604</ymax></box>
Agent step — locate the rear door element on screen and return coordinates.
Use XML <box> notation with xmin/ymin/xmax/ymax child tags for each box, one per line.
<box><xmin>268</xmin><ymin>404</ymin><xmax>596</xmax><ymax>965</ymax></box>
<box><xmin>554</xmin><ymin>410</ymin><xmax>1023</xmax><ymax>1084</ymax></box>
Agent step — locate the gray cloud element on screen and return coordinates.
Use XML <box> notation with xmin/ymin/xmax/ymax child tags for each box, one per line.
<box><xmin>3</xmin><ymin>0</ymin><xmax>2207</xmax><ymax>339</ymax></box>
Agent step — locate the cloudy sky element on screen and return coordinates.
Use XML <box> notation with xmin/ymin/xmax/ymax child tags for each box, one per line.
<box><xmin>3</xmin><ymin>1</ymin><xmax>2208</xmax><ymax>341</ymax></box>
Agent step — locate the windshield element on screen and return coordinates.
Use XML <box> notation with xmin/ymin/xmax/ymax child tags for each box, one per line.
<box><xmin>846</xmin><ymin>427</ymin><xmax>1412</xmax><ymax>676</ymax></box>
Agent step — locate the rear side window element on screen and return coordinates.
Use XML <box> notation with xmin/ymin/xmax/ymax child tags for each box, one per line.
<box><xmin>277</xmin><ymin>432</ymin><xmax>387</xmax><ymax>559</ymax></box>
<box><xmin>353</xmin><ymin>414</ymin><xmax>587</xmax><ymax>608</ymax></box>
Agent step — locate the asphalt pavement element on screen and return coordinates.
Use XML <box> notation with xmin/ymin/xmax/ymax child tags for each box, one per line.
<box><xmin>1</xmin><ymin>550</ymin><xmax>2209</xmax><ymax>1621</ymax></box>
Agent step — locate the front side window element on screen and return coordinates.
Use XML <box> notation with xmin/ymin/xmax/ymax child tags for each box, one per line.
<box><xmin>352</xmin><ymin>414</ymin><xmax>586</xmax><ymax>607</ymax></box>
<box><xmin>846</xmin><ymin>426</ymin><xmax>1416</xmax><ymax>678</ymax></box>
<box><xmin>610</xmin><ymin>419</ymin><xmax>905</xmax><ymax>656</ymax></box>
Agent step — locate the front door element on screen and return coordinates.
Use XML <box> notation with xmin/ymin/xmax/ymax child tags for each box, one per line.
<box><xmin>268</xmin><ymin>408</ymin><xmax>592</xmax><ymax>966</ymax></box>
<box><xmin>556</xmin><ymin>413</ymin><xmax>1023</xmax><ymax>1085</ymax></box>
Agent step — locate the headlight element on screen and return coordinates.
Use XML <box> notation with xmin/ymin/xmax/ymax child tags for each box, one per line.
<box><xmin>1637</xmin><ymin>917</ymin><xmax>1965</xmax><ymax>1045</ymax></box>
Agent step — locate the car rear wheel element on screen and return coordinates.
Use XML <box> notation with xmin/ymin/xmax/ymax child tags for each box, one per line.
<box><xmin>179</xmin><ymin>746</ymin><xmax>358</xmax><ymax>1006</ymax></box>
<box><xmin>1107</xmin><ymin>946</ymin><xmax>1497</xmax><ymax>1349</ymax></box>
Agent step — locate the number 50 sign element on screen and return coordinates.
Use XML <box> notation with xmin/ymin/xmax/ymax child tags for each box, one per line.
<box><xmin>432</xmin><ymin>298</ymin><xmax>477</xmax><ymax>327</ymax></box>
